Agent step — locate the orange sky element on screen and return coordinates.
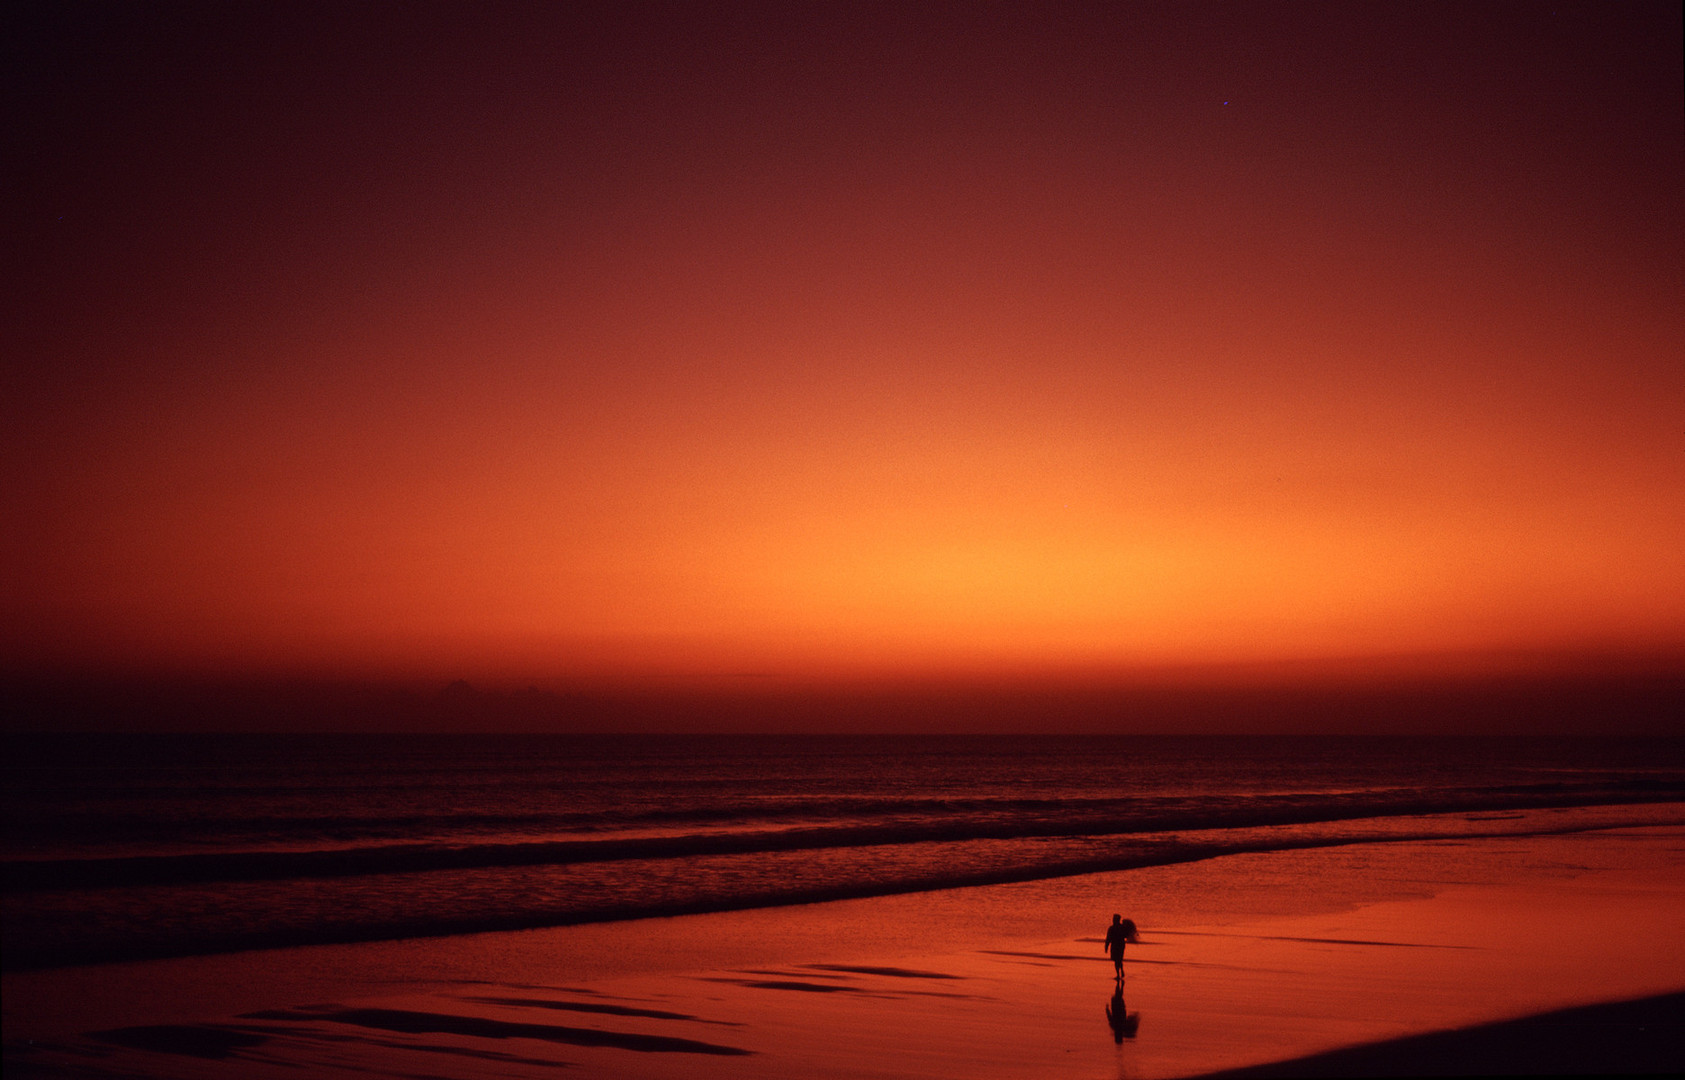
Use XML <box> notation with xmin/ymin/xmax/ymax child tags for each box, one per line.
<box><xmin>3</xmin><ymin>2</ymin><xmax>1681</xmax><ymax>699</ymax></box>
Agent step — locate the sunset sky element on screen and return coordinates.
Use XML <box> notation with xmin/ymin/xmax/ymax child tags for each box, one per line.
<box><xmin>4</xmin><ymin>2</ymin><xmax>1681</xmax><ymax>709</ymax></box>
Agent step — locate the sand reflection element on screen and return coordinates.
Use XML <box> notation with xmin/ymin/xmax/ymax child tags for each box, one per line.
<box><xmin>1106</xmin><ymin>986</ymin><xmax>1141</xmax><ymax>1042</ymax></box>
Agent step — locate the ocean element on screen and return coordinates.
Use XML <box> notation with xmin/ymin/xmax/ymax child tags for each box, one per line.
<box><xmin>6</xmin><ymin>733</ymin><xmax>1684</xmax><ymax>972</ymax></box>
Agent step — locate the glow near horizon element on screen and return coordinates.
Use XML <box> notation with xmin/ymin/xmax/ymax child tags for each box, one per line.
<box><xmin>3</xmin><ymin>4</ymin><xmax>1681</xmax><ymax>685</ymax></box>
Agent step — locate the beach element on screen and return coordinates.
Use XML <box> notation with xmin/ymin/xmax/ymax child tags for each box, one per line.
<box><xmin>8</xmin><ymin>821</ymin><xmax>1683</xmax><ymax>1078</ymax></box>
<box><xmin>10</xmin><ymin>2</ymin><xmax>1684</xmax><ymax>1072</ymax></box>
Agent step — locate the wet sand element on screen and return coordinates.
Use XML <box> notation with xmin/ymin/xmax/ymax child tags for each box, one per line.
<box><xmin>7</xmin><ymin>820</ymin><xmax>1684</xmax><ymax>1077</ymax></box>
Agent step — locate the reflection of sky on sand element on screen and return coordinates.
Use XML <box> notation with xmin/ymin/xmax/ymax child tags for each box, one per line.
<box><xmin>7</xmin><ymin>826</ymin><xmax>1683</xmax><ymax>1078</ymax></box>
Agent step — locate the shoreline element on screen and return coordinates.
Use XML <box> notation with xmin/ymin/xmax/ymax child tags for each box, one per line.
<box><xmin>7</xmin><ymin>824</ymin><xmax>1684</xmax><ymax>1077</ymax></box>
<box><xmin>9</xmin><ymin>800</ymin><xmax>1684</xmax><ymax>974</ymax></box>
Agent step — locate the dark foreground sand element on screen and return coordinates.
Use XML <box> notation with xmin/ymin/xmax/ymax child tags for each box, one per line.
<box><xmin>7</xmin><ymin>816</ymin><xmax>1684</xmax><ymax>1078</ymax></box>
<box><xmin>1195</xmin><ymin>992</ymin><xmax>1685</xmax><ymax>1077</ymax></box>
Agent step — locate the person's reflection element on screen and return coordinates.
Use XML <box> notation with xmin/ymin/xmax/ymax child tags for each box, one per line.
<box><xmin>1106</xmin><ymin>985</ymin><xmax>1140</xmax><ymax>1042</ymax></box>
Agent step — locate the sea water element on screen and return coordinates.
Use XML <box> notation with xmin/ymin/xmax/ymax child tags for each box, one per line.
<box><xmin>6</xmin><ymin>733</ymin><xmax>1683</xmax><ymax>970</ymax></box>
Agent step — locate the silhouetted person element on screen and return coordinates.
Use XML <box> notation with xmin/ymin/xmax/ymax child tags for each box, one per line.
<box><xmin>1106</xmin><ymin>985</ymin><xmax>1140</xmax><ymax>1042</ymax></box>
<box><xmin>1103</xmin><ymin>914</ymin><xmax>1137</xmax><ymax>981</ymax></box>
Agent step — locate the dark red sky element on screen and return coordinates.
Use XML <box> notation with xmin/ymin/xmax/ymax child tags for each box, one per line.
<box><xmin>3</xmin><ymin>2</ymin><xmax>1681</xmax><ymax>715</ymax></box>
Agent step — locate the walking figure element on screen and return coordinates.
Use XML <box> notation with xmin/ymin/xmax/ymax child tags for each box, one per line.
<box><xmin>1104</xmin><ymin>913</ymin><xmax>1138</xmax><ymax>981</ymax></box>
